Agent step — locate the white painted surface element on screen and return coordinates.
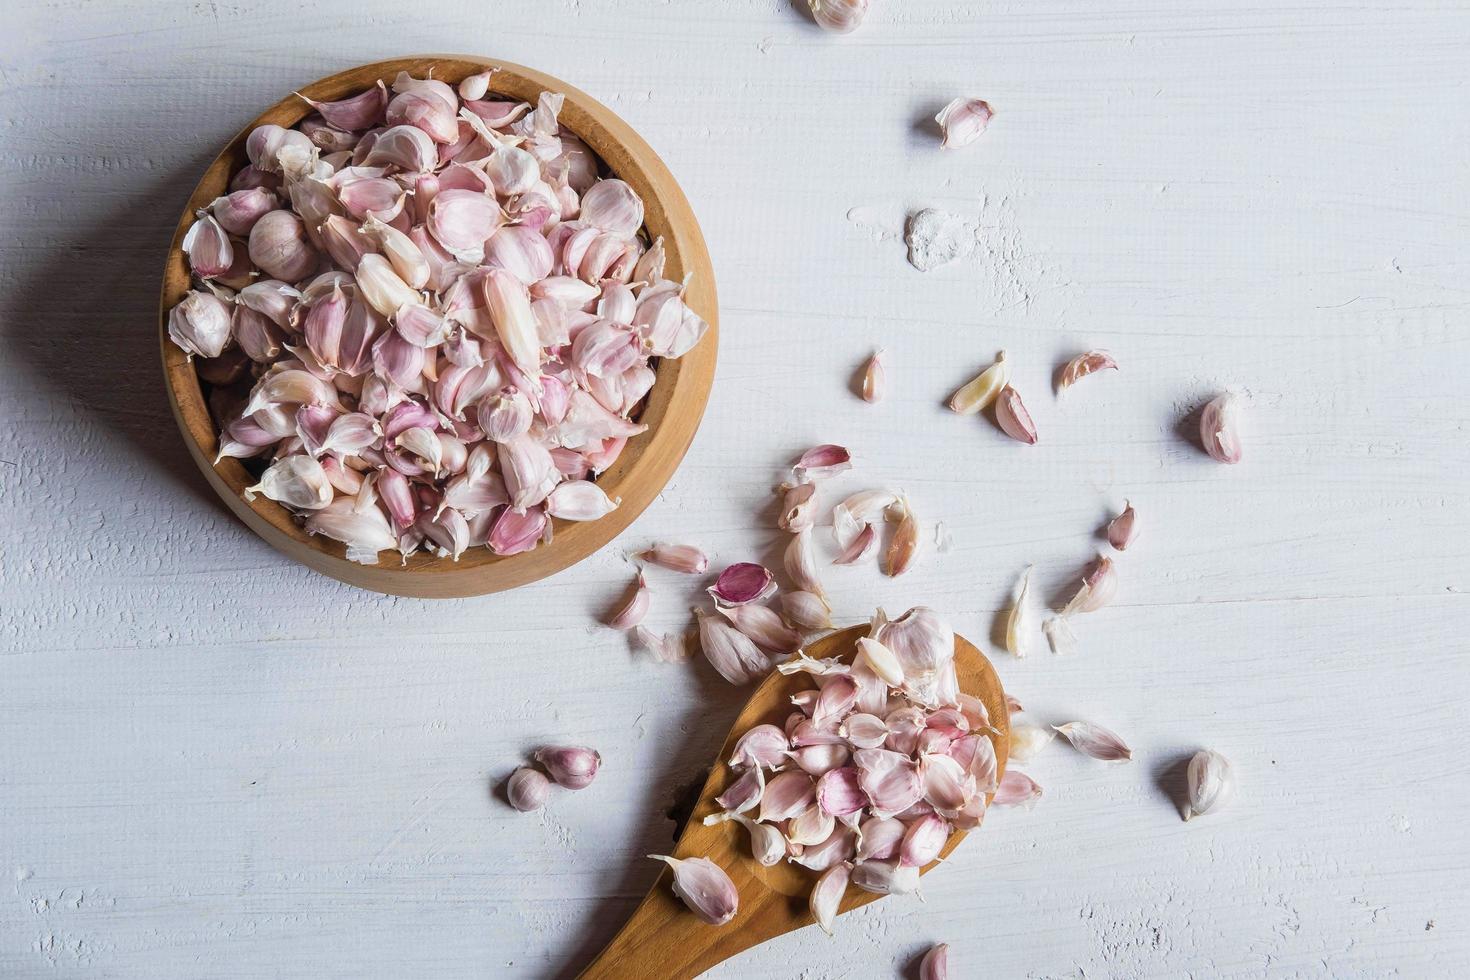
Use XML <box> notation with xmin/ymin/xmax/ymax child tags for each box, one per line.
<box><xmin>1</xmin><ymin>0</ymin><xmax>1467</xmax><ymax>975</ymax></box>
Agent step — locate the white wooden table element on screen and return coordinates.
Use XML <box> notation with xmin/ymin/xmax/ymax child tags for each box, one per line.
<box><xmin>2</xmin><ymin>0</ymin><xmax>1467</xmax><ymax>976</ymax></box>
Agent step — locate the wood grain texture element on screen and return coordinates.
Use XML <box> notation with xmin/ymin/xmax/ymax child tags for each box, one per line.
<box><xmin>1</xmin><ymin>0</ymin><xmax>1468</xmax><ymax>977</ymax></box>
<box><xmin>579</xmin><ymin>626</ymin><xmax>1008</xmax><ymax>979</ymax></box>
<box><xmin>160</xmin><ymin>55</ymin><xmax>719</xmax><ymax>598</ymax></box>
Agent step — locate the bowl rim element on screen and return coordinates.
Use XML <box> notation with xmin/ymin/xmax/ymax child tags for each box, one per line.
<box><xmin>158</xmin><ymin>55</ymin><xmax>718</xmax><ymax>599</ymax></box>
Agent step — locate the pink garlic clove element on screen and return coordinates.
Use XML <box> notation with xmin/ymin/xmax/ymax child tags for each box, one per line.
<box><xmin>793</xmin><ymin>443</ymin><xmax>852</xmax><ymax>480</ymax></box>
<box><xmin>1058</xmin><ymin>349</ymin><xmax>1118</xmax><ymax>392</ymax></box>
<box><xmin>759</xmin><ymin>770</ymin><xmax>817</xmax><ymax>823</ymax></box>
<box><xmin>696</xmin><ymin>608</ymin><xmax>771</xmax><ymax>685</ymax></box>
<box><xmin>1107</xmin><ymin>500</ymin><xmax>1139</xmax><ymax>550</ymax></box>
<box><xmin>884</xmin><ymin>495</ymin><xmax>920</xmax><ymax>576</ymax></box>
<box><xmin>855</xmin><ymin>816</ymin><xmax>905</xmax><ymax>863</ymax></box>
<box><xmin>816</xmin><ymin>766</ymin><xmax>869</xmax><ymax>817</ymax></box>
<box><xmin>993</xmin><ymin>769</ymin><xmax>1043</xmax><ymax>807</ymax></box>
<box><xmin>298</xmin><ymin>81</ymin><xmax>387</xmax><ymax>131</ymax></box>
<box><xmin>729</xmin><ymin>724</ymin><xmax>791</xmax><ymax>770</ymax></box>
<box><xmin>994</xmin><ymin>385</ymin><xmax>1038</xmax><ymax>444</ymax></box>
<box><xmin>647</xmin><ymin>854</ymin><xmax>738</xmax><ymax>926</ymax></box>
<box><xmin>1200</xmin><ymin>391</ymin><xmax>1244</xmax><ymax>464</ymax></box>
<box><xmin>717</xmin><ymin>604</ymin><xmax>803</xmax><ymax>655</ymax></box>
<box><xmin>778</xmin><ymin>481</ymin><xmax>819</xmax><ymax>533</ymax></box>
<box><xmin>919</xmin><ymin>943</ymin><xmax>950</xmax><ymax>980</ymax></box>
<box><xmin>535</xmin><ymin>745</ymin><xmax>601</xmax><ymax>789</ymax></box>
<box><xmin>936</xmin><ymin>97</ymin><xmax>994</xmax><ymax>149</ymax></box>
<box><xmin>182</xmin><ymin>213</ymin><xmax>235</xmax><ymax>278</ymax></box>
<box><xmin>708</xmin><ymin>562</ymin><xmax>777</xmax><ymax>607</ymax></box>
<box><xmin>607</xmin><ymin>570</ymin><xmax>650</xmax><ymax>631</ymax></box>
<box><xmin>809</xmin><ymin>861</ymin><xmax>851</xmax><ymax>936</ymax></box>
<box><xmin>507</xmin><ymin>766</ymin><xmax>551</xmax><ymax>812</ymax></box>
<box><xmin>899</xmin><ymin>811</ymin><xmax>951</xmax><ymax>868</ymax></box>
<box><xmin>832</xmin><ymin>523</ymin><xmax>876</xmax><ymax>565</ymax></box>
<box><xmin>714</xmin><ymin>766</ymin><xmax>766</xmax><ymax>815</ymax></box>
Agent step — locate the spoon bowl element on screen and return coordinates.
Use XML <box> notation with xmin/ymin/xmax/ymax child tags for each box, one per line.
<box><xmin>580</xmin><ymin>624</ymin><xmax>1009</xmax><ymax>979</ymax></box>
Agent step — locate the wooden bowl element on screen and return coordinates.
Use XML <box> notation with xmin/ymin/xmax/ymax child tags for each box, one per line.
<box><xmin>158</xmin><ymin>56</ymin><xmax>718</xmax><ymax>598</ymax></box>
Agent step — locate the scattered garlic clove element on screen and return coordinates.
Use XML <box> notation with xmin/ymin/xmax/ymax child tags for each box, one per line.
<box><xmin>948</xmin><ymin>351</ymin><xmax>1008</xmax><ymax>415</ymax></box>
<box><xmin>1061</xmin><ymin>556</ymin><xmax>1118</xmax><ymax>616</ymax></box>
<box><xmin>785</xmin><ymin>527</ymin><xmax>826</xmax><ymax>596</ymax></box>
<box><xmin>638</xmin><ymin>542</ymin><xmax>709</xmax><ymax>574</ymax></box>
<box><xmin>535</xmin><ymin>745</ymin><xmax>601</xmax><ymax>789</ymax></box>
<box><xmin>647</xmin><ymin>854</ymin><xmax>739</xmax><ymax>926</ymax></box>
<box><xmin>809</xmin><ymin>861</ymin><xmax>851</xmax><ymax>936</ymax></box>
<box><xmin>607</xmin><ymin>570</ymin><xmax>650</xmax><ymax>630</ymax></box>
<box><xmin>1058</xmin><ymin>349</ymin><xmax>1118</xmax><ymax>392</ymax></box>
<box><xmin>808</xmin><ymin>0</ymin><xmax>868</xmax><ymax>33</ymax></box>
<box><xmin>507</xmin><ymin>766</ymin><xmax>551</xmax><ymax>812</ymax></box>
<box><xmin>778</xmin><ymin>481</ymin><xmax>818</xmax><ymax>533</ymax></box>
<box><xmin>1007</xmin><ymin>721</ymin><xmax>1055</xmax><ymax>762</ymax></box>
<box><xmin>1200</xmin><ymin>391</ymin><xmax>1243</xmax><ymax>464</ymax></box>
<box><xmin>781</xmin><ymin>591</ymin><xmax>835</xmax><ymax>632</ymax></box>
<box><xmin>832</xmin><ymin>490</ymin><xmax>897</xmax><ymax>549</ymax></box>
<box><xmin>718</xmin><ymin>604</ymin><xmax>803</xmax><ymax>654</ymax></box>
<box><xmin>935</xmin><ymin>96</ymin><xmax>994</xmax><ymax>149</ymax></box>
<box><xmin>793</xmin><ymin>444</ymin><xmax>852</xmax><ymax>481</ymax></box>
<box><xmin>884</xmin><ymin>495</ymin><xmax>919</xmax><ymax>576</ymax></box>
<box><xmin>697</xmin><ymin>608</ymin><xmax>772</xmax><ymax>685</ymax></box>
<box><xmin>861</xmin><ymin>348</ymin><xmax>885</xmax><ymax>403</ymax></box>
<box><xmin>919</xmin><ymin>943</ymin><xmax>950</xmax><ymax>980</ymax></box>
<box><xmin>993</xmin><ymin>769</ymin><xmax>1043</xmax><ymax>807</ymax></box>
<box><xmin>1054</xmin><ymin>721</ymin><xmax>1132</xmax><ymax>762</ymax></box>
<box><xmin>1004</xmin><ymin>566</ymin><xmax>1035</xmax><ymax>658</ymax></box>
<box><xmin>1107</xmin><ymin>501</ymin><xmax>1139</xmax><ymax>551</ymax></box>
<box><xmin>994</xmin><ymin>385</ymin><xmax>1038</xmax><ymax>445</ymax></box>
<box><xmin>1185</xmin><ymin>749</ymin><xmax>1234</xmax><ymax>821</ymax></box>
<box><xmin>709</xmin><ymin>562</ymin><xmax>777</xmax><ymax>606</ymax></box>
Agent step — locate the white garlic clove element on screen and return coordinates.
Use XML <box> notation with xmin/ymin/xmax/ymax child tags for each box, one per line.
<box><xmin>785</xmin><ymin>526</ymin><xmax>826</xmax><ymax>597</ymax></box>
<box><xmin>809</xmin><ymin>860</ymin><xmax>851</xmax><ymax>936</ymax></box>
<box><xmin>1004</xmin><ymin>566</ymin><xmax>1035</xmax><ymax>658</ymax></box>
<box><xmin>936</xmin><ymin>96</ymin><xmax>994</xmax><ymax>149</ymax></box>
<box><xmin>850</xmin><ymin>859</ymin><xmax>919</xmax><ymax>896</ymax></box>
<box><xmin>1007</xmin><ymin>721</ymin><xmax>1055</xmax><ymax>762</ymax></box>
<box><xmin>1200</xmin><ymin>391</ymin><xmax>1244</xmax><ymax>464</ymax></box>
<box><xmin>647</xmin><ymin>854</ymin><xmax>739</xmax><ymax>926</ymax></box>
<box><xmin>1185</xmin><ymin>749</ymin><xmax>1234</xmax><ymax>821</ymax></box>
<box><xmin>948</xmin><ymin>351</ymin><xmax>1009</xmax><ymax>415</ymax></box>
<box><xmin>780</xmin><ymin>591</ymin><xmax>834</xmax><ymax>631</ymax></box>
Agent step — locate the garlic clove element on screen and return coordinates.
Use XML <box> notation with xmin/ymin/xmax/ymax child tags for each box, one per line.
<box><xmin>717</xmin><ymin>604</ymin><xmax>803</xmax><ymax>655</ymax></box>
<box><xmin>948</xmin><ymin>351</ymin><xmax>1009</xmax><ymax>415</ymax></box>
<box><xmin>793</xmin><ymin>444</ymin><xmax>852</xmax><ymax>481</ymax></box>
<box><xmin>1054</xmin><ymin>721</ymin><xmax>1132</xmax><ymax>762</ymax></box>
<box><xmin>785</xmin><ymin>526</ymin><xmax>826</xmax><ymax>597</ymax></box>
<box><xmin>855</xmin><ymin>816</ymin><xmax>904</xmax><ymax>863</ymax></box>
<box><xmin>507</xmin><ymin>766</ymin><xmax>551</xmax><ymax>812</ymax></box>
<box><xmin>1006</xmin><ymin>694</ymin><xmax>1024</xmax><ymax>714</ymax></box>
<box><xmin>457</xmin><ymin>70</ymin><xmax>494</xmax><ymax>102</ymax></box>
<box><xmin>245</xmin><ymin>455</ymin><xmax>333</xmax><ymax>511</ymax></box>
<box><xmin>855</xmin><ymin>637</ymin><xmax>905</xmax><ymax>687</ymax></box>
<box><xmin>607</xmin><ymin>570</ymin><xmax>650</xmax><ymax>630</ymax></box>
<box><xmin>853</xmin><ymin>748</ymin><xmax>924</xmax><ymax>818</ymax></box>
<box><xmin>919</xmin><ymin>943</ymin><xmax>950</xmax><ymax>980</ymax></box>
<box><xmin>850</xmin><ymin>859</ymin><xmax>919</xmax><ymax>896</ymax></box>
<box><xmin>760</xmin><ymin>770</ymin><xmax>818</xmax><ymax>823</ymax></box>
<box><xmin>647</xmin><ymin>854</ymin><xmax>739</xmax><ymax>926</ymax></box>
<box><xmin>884</xmin><ymin>494</ymin><xmax>920</xmax><ymax>576</ymax></box>
<box><xmin>1058</xmin><ymin>349</ymin><xmax>1118</xmax><ymax>392</ymax></box>
<box><xmin>994</xmin><ymin>385</ymin><xmax>1038</xmax><ymax>444</ymax></box>
<box><xmin>714</xmin><ymin>765</ymin><xmax>766</xmax><ymax>815</ymax></box>
<box><xmin>780</xmin><ymin>591</ymin><xmax>834</xmax><ymax>632</ymax></box>
<box><xmin>708</xmin><ymin>562</ymin><xmax>777</xmax><ymax>606</ymax></box>
<box><xmin>248</xmin><ymin>209</ymin><xmax>318</xmax><ymax>281</ymax></box>
<box><xmin>304</xmin><ymin>497</ymin><xmax>397</xmax><ymax>565</ymax></box>
<box><xmin>1004</xmin><ymin>566</ymin><xmax>1035</xmax><ymax>658</ymax></box>
<box><xmin>182</xmin><ymin>213</ymin><xmax>235</xmax><ymax>278</ymax></box>
<box><xmin>809</xmin><ymin>861</ymin><xmax>851</xmax><ymax>936</ymax></box>
<box><xmin>840</xmin><ymin>713</ymin><xmax>889</xmax><ymax>750</ymax></box>
<box><xmin>807</xmin><ymin>0</ymin><xmax>869</xmax><ymax>32</ymax></box>
<box><xmin>534</xmin><ymin>745</ymin><xmax>601</xmax><ymax>789</ymax></box>
<box><xmin>935</xmin><ymin>96</ymin><xmax>994</xmax><ymax>149</ymax></box>
<box><xmin>1007</xmin><ymin>721</ymin><xmax>1055</xmax><ymax>762</ymax></box>
<box><xmin>788</xmin><ymin>803</ymin><xmax>837</xmax><ymax>846</ymax></box>
<box><xmin>298</xmin><ymin>81</ymin><xmax>387</xmax><ymax>131</ymax></box>
<box><xmin>729</xmin><ymin>724</ymin><xmax>790</xmax><ymax>770</ymax></box>
<box><xmin>1107</xmin><ymin>501</ymin><xmax>1139</xmax><ymax>551</ymax></box>
<box><xmin>861</xmin><ymin>348</ymin><xmax>885</xmax><ymax>403</ymax></box>
<box><xmin>874</xmin><ymin>607</ymin><xmax>956</xmax><ymax>709</ymax></box>
<box><xmin>1185</xmin><ymin>749</ymin><xmax>1234</xmax><ymax>821</ymax></box>
<box><xmin>355</xmin><ymin>253</ymin><xmax>420</xmax><ymax>319</ymax></box>
<box><xmin>993</xmin><ymin>769</ymin><xmax>1043</xmax><ymax>807</ymax></box>
<box><xmin>637</xmin><ymin>542</ymin><xmax>708</xmax><ymax>574</ymax></box>
<box><xmin>778</xmin><ymin>480</ymin><xmax>818</xmax><ymax>533</ymax></box>
<box><xmin>168</xmin><ymin>289</ymin><xmax>233</xmax><ymax>360</ymax></box>
<box><xmin>815</xmin><ymin>765</ymin><xmax>869</xmax><ymax>817</ymax></box>
<box><xmin>1200</xmin><ymin>391</ymin><xmax>1244</xmax><ymax>464</ymax></box>
<box><xmin>899</xmin><ymin>811</ymin><xmax>951</xmax><ymax>868</ymax></box>
<box><xmin>580</xmin><ymin>179</ymin><xmax>644</xmax><ymax>237</ymax></box>
<box><xmin>832</xmin><ymin>490</ymin><xmax>897</xmax><ymax>549</ymax></box>
<box><xmin>1061</xmin><ymin>555</ymin><xmax>1118</xmax><ymax>616</ymax></box>
<box><xmin>697</xmin><ymin>608</ymin><xmax>771</xmax><ymax>685</ymax></box>
<box><xmin>546</xmin><ymin>480</ymin><xmax>619</xmax><ymax>521</ymax></box>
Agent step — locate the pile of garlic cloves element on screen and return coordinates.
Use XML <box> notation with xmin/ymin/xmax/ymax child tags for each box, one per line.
<box><xmin>169</xmin><ymin>69</ymin><xmax>708</xmax><ymax>564</ymax></box>
<box><xmin>702</xmin><ymin>607</ymin><xmax>1001</xmax><ymax>934</ymax></box>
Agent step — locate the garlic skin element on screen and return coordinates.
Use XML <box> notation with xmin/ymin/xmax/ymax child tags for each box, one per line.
<box><xmin>1107</xmin><ymin>501</ymin><xmax>1139</xmax><ymax>551</ymax></box>
<box><xmin>785</xmin><ymin>527</ymin><xmax>825</xmax><ymax>597</ymax></box>
<box><xmin>1006</xmin><ymin>721</ymin><xmax>1055</xmax><ymax>762</ymax></box>
<box><xmin>1054</xmin><ymin>721</ymin><xmax>1132</xmax><ymax>762</ymax></box>
<box><xmin>919</xmin><ymin>943</ymin><xmax>950</xmax><ymax>980</ymax></box>
<box><xmin>948</xmin><ymin>351</ymin><xmax>1009</xmax><ymax>414</ymax></box>
<box><xmin>808</xmin><ymin>0</ymin><xmax>868</xmax><ymax>32</ymax></box>
<box><xmin>936</xmin><ymin>96</ymin><xmax>994</xmax><ymax>149</ymax></box>
<box><xmin>1185</xmin><ymin>749</ymin><xmax>1234</xmax><ymax>820</ymax></box>
<box><xmin>994</xmin><ymin>385</ymin><xmax>1038</xmax><ymax>444</ymax></box>
<box><xmin>534</xmin><ymin>745</ymin><xmax>601</xmax><ymax>789</ymax></box>
<box><xmin>1042</xmin><ymin>615</ymin><xmax>1077</xmax><ymax>655</ymax></box>
<box><xmin>861</xmin><ymin>348</ymin><xmax>885</xmax><ymax>403</ymax></box>
<box><xmin>1058</xmin><ymin>349</ymin><xmax>1118</xmax><ymax>392</ymax></box>
<box><xmin>647</xmin><ymin>855</ymin><xmax>739</xmax><ymax>926</ymax></box>
<box><xmin>1200</xmin><ymin>391</ymin><xmax>1244</xmax><ymax>464</ymax></box>
<box><xmin>507</xmin><ymin>766</ymin><xmax>550</xmax><ymax>812</ymax></box>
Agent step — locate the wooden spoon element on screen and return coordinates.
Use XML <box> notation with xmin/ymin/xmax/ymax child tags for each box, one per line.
<box><xmin>579</xmin><ymin>624</ymin><xmax>1009</xmax><ymax>979</ymax></box>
